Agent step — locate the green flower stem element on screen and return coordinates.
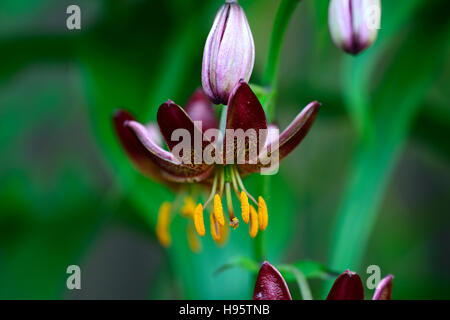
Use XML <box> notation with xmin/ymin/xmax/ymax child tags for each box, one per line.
<box><xmin>254</xmin><ymin>0</ymin><xmax>300</xmax><ymax>264</ymax></box>
<box><xmin>284</xmin><ymin>265</ymin><xmax>313</xmax><ymax>300</ymax></box>
<box><xmin>262</xmin><ymin>0</ymin><xmax>301</xmax><ymax>119</ymax></box>
<box><xmin>219</xmin><ymin>104</ymin><xmax>227</xmax><ymax>133</ymax></box>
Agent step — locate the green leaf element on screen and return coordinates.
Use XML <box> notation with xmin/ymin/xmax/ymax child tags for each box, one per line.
<box><xmin>215</xmin><ymin>257</ymin><xmax>335</xmax><ymax>282</ymax></box>
<box><xmin>277</xmin><ymin>260</ymin><xmax>338</xmax><ymax>282</ymax></box>
<box><xmin>326</xmin><ymin>0</ymin><xmax>450</xmax><ymax>297</ymax></box>
<box><xmin>214</xmin><ymin>256</ymin><xmax>260</xmax><ymax>276</ymax></box>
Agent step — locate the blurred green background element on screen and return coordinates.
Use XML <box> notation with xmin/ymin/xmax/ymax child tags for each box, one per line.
<box><xmin>0</xmin><ymin>0</ymin><xmax>449</xmax><ymax>299</ymax></box>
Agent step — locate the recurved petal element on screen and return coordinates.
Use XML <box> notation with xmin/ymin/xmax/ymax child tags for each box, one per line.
<box><xmin>126</xmin><ymin>119</ymin><xmax>214</xmax><ymax>183</ymax></box>
<box><xmin>157</xmin><ymin>100</ymin><xmax>212</xmax><ymax>153</ymax></box>
<box><xmin>184</xmin><ymin>89</ymin><xmax>218</xmax><ymax>132</ymax></box>
<box><xmin>260</xmin><ymin>101</ymin><xmax>320</xmax><ymax>165</ymax></box>
<box><xmin>146</xmin><ymin>123</ymin><xmax>163</xmax><ymax>147</ymax></box>
<box><xmin>253</xmin><ymin>261</ymin><xmax>292</xmax><ymax>300</ymax></box>
<box><xmin>277</xmin><ymin>101</ymin><xmax>320</xmax><ymax>159</ymax></box>
<box><xmin>113</xmin><ymin>109</ymin><xmax>165</xmax><ymax>181</ymax></box>
<box><xmin>237</xmin><ymin>101</ymin><xmax>320</xmax><ymax>176</ymax></box>
<box><xmin>372</xmin><ymin>275</ymin><xmax>393</xmax><ymax>300</ymax></box>
<box><xmin>326</xmin><ymin>270</ymin><xmax>364</xmax><ymax>300</ymax></box>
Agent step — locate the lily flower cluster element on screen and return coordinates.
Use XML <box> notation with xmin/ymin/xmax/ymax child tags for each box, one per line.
<box><xmin>113</xmin><ymin>0</ymin><xmax>320</xmax><ymax>251</ymax></box>
<box><xmin>253</xmin><ymin>261</ymin><xmax>393</xmax><ymax>300</ymax></box>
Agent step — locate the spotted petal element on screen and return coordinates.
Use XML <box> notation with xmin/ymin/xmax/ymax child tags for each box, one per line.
<box><xmin>157</xmin><ymin>100</ymin><xmax>213</xmax><ymax>157</ymax></box>
<box><xmin>113</xmin><ymin>109</ymin><xmax>213</xmax><ymax>183</ymax></box>
<box><xmin>272</xmin><ymin>100</ymin><xmax>320</xmax><ymax>160</ymax></box>
<box><xmin>326</xmin><ymin>270</ymin><xmax>364</xmax><ymax>300</ymax></box>
<box><xmin>372</xmin><ymin>275</ymin><xmax>393</xmax><ymax>300</ymax></box>
<box><xmin>127</xmin><ymin>120</ymin><xmax>214</xmax><ymax>183</ymax></box>
<box><xmin>113</xmin><ymin>110</ymin><xmax>166</xmax><ymax>182</ymax></box>
<box><xmin>184</xmin><ymin>89</ymin><xmax>218</xmax><ymax>132</ymax></box>
<box><xmin>224</xmin><ymin>81</ymin><xmax>267</xmax><ymax>164</ymax></box>
<box><xmin>253</xmin><ymin>261</ymin><xmax>292</xmax><ymax>300</ymax></box>
<box><xmin>238</xmin><ymin>101</ymin><xmax>320</xmax><ymax>176</ymax></box>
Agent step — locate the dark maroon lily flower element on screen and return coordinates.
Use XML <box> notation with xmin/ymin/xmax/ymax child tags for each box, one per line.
<box><xmin>326</xmin><ymin>269</ymin><xmax>394</xmax><ymax>300</ymax></box>
<box><xmin>253</xmin><ymin>263</ymin><xmax>394</xmax><ymax>300</ymax></box>
<box><xmin>253</xmin><ymin>261</ymin><xmax>292</xmax><ymax>300</ymax></box>
<box><xmin>113</xmin><ymin>81</ymin><xmax>320</xmax><ymax>247</ymax></box>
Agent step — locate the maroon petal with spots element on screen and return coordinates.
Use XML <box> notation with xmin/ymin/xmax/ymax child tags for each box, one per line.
<box><xmin>224</xmin><ymin>81</ymin><xmax>267</xmax><ymax>163</ymax></box>
<box><xmin>253</xmin><ymin>261</ymin><xmax>292</xmax><ymax>300</ymax></box>
<box><xmin>157</xmin><ymin>100</ymin><xmax>212</xmax><ymax>153</ymax></box>
<box><xmin>237</xmin><ymin>101</ymin><xmax>320</xmax><ymax>176</ymax></box>
<box><xmin>372</xmin><ymin>275</ymin><xmax>393</xmax><ymax>300</ymax></box>
<box><xmin>113</xmin><ymin>109</ymin><xmax>165</xmax><ymax>182</ymax></box>
<box><xmin>127</xmin><ymin>120</ymin><xmax>214</xmax><ymax>183</ymax></box>
<box><xmin>326</xmin><ymin>270</ymin><xmax>364</xmax><ymax>300</ymax></box>
<box><xmin>184</xmin><ymin>88</ymin><xmax>218</xmax><ymax>132</ymax></box>
<box><xmin>274</xmin><ymin>100</ymin><xmax>320</xmax><ymax>160</ymax></box>
<box><xmin>226</xmin><ymin>81</ymin><xmax>267</xmax><ymax>135</ymax></box>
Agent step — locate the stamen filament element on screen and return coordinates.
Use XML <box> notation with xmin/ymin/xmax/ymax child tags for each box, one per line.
<box><xmin>204</xmin><ymin>170</ymin><xmax>219</xmax><ymax>208</ymax></box>
<box><xmin>230</xmin><ymin>166</ymin><xmax>241</xmax><ymax>198</ymax></box>
<box><xmin>218</xmin><ymin>166</ymin><xmax>225</xmax><ymax>196</ymax></box>
<box><xmin>232</xmin><ymin>166</ymin><xmax>258</xmax><ymax>205</ymax></box>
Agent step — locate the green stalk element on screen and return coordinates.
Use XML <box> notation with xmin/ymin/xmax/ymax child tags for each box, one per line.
<box><xmin>286</xmin><ymin>265</ymin><xmax>313</xmax><ymax>300</ymax></box>
<box><xmin>254</xmin><ymin>0</ymin><xmax>301</xmax><ymax>263</ymax></box>
<box><xmin>262</xmin><ymin>0</ymin><xmax>301</xmax><ymax>119</ymax></box>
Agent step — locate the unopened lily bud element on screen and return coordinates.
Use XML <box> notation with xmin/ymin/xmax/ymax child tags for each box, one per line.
<box><xmin>328</xmin><ymin>0</ymin><xmax>381</xmax><ymax>55</ymax></box>
<box><xmin>202</xmin><ymin>0</ymin><xmax>255</xmax><ymax>105</ymax></box>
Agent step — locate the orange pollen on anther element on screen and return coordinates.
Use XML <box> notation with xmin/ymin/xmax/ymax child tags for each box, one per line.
<box><xmin>240</xmin><ymin>191</ymin><xmax>250</xmax><ymax>224</ymax></box>
<box><xmin>193</xmin><ymin>203</ymin><xmax>205</xmax><ymax>237</ymax></box>
<box><xmin>249</xmin><ymin>205</ymin><xmax>259</xmax><ymax>238</ymax></box>
<box><xmin>156</xmin><ymin>202</ymin><xmax>172</xmax><ymax>247</ymax></box>
<box><xmin>258</xmin><ymin>196</ymin><xmax>268</xmax><ymax>231</ymax></box>
<box><xmin>213</xmin><ymin>194</ymin><xmax>225</xmax><ymax>226</ymax></box>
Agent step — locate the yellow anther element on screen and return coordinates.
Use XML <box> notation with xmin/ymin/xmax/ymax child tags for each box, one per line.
<box><xmin>249</xmin><ymin>206</ymin><xmax>259</xmax><ymax>238</ymax></box>
<box><xmin>181</xmin><ymin>196</ymin><xmax>196</xmax><ymax>217</ymax></box>
<box><xmin>258</xmin><ymin>196</ymin><xmax>268</xmax><ymax>231</ymax></box>
<box><xmin>210</xmin><ymin>212</ymin><xmax>229</xmax><ymax>246</ymax></box>
<box><xmin>213</xmin><ymin>194</ymin><xmax>225</xmax><ymax>226</ymax></box>
<box><xmin>187</xmin><ymin>223</ymin><xmax>202</xmax><ymax>253</ymax></box>
<box><xmin>193</xmin><ymin>203</ymin><xmax>205</xmax><ymax>236</ymax></box>
<box><xmin>156</xmin><ymin>202</ymin><xmax>172</xmax><ymax>247</ymax></box>
<box><xmin>217</xmin><ymin>223</ymin><xmax>229</xmax><ymax>246</ymax></box>
<box><xmin>210</xmin><ymin>212</ymin><xmax>220</xmax><ymax>242</ymax></box>
<box><xmin>240</xmin><ymin>191</ymin><xmax>249</xmax><ymax>224</ymax></box>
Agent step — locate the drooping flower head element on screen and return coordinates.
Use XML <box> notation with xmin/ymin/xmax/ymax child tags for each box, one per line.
<box><xmin>202</xmin><ymin>0</ymin><xmax>255</xmax><ymax>104</ymax></box>
<box><xmin>113</xmin><ymin>83</ymin><xmax>320</xmax><ymax>250</ymax></box>
<box><xmin>328</xmin><ymin>0</ymin><xmax>381</xmax><ymax>55</ymax></box>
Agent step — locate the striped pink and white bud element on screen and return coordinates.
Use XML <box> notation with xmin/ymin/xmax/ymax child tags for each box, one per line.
<box><xmin>328</xmin><ymin>0</ymin><xmax>381</xmax><ymax>55</ymax></box>
<box><xmin>202</xmin><ymin>0</ymin><xmax>255</xmax><ymax>105</ymax></box>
